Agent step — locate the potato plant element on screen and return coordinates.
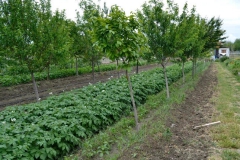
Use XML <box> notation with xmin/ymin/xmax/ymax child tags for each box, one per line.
<box><xmin>0</xmin><ymin>63</ymin><xmax>192</xmax><ymax>159</ymax></box>
<box><xmin>0</xmin><ymin>62</ymin><xmax>148</xmax><ymax>87</ymax></box>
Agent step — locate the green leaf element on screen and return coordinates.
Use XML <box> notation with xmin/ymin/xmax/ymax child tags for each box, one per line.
<box><xmin>35</xmin><ymin>153</ymin><xmax>40</xmax><ymax>159</ymax></box>
<box><xmin>0</xmin><ymin>145</ymin><xmax>7</xmax><ymax>149</ymax></box>
<box><xmin>40</xmin><ymin>153</ymin><xmax>47</xmax><ymax>160</ymax></box>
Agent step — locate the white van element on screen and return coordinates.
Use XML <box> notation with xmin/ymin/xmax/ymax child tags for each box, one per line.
<box><xmin>219</xmin><ymin>48</ymin><xmax>230</xmax><ymax>57</ymax></box>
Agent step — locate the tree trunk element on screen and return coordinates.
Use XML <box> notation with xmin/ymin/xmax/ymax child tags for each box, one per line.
<box><xmin>47</xmin><ymin>65</ymin><xmax>50</xmax><ymax>80</ymax></box>
<box><xmin>192</xmin><ymin>59</ymin><xmax>196</xmax><ymax>79</ymax></box>
<box><xmin>31</xmin><ymin>72</ymin><xmax>40</xmax><ymax>102</ymax></box>
<box><xmin>163</xmin><ymin>65</ymin><xmax>170</xmax><ymax>98</ymax></box>
<box><xmin>97</xmin><ymin>61</ymin><xmax>100</xmax><ymax>72</ymax></box>
<box><xmin>192</xmin><ymin>60</ymin><xmax>194</xmax><ymax>79</ymax></box>
<box><xmin>182</xmin><ymin>61</ymin><xmax>185</xmax><ymax>83</ymax></box>
<box><xmin>194</xmin><ymin>59</ymin><xmax>197</xmax><ymax>75</ymax></box>
<box><xmin>92</xmin><ymin>58</ymin><xmax>95</xmax><ymax>82</ymax></box>
<box><xmin>136</xmin><ymin>60</ymin><xmax>139</xmax><ymax>74</ymax></box>
<box><xmin>126</xmin><ymin>69</ymin><xmax>139</xmax><ymax>131</ymax></box>
<box><xmin>47</xmin><ymin>57</ymin><xmax>52</xmax><ymax>80</ymax></box>
<box><xmin>117</xmin><ymin>59</ymin><xmax>120</xmax><ymax>78</ymax></box>
<box><xmin>75</xmin><ymin>57</ymin><xmax>78</xmax><ymax>76</ymax></box>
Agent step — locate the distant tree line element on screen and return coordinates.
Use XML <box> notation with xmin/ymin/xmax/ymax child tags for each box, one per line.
<box><xmin>224</xmin><ymin>39</ymin><xmax>240</xmax><ymax>51</ymax></box>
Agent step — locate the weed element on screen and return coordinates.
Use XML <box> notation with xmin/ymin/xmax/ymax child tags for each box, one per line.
<box><xmin>97</xmin><ymin>141</ymin><xmax>111</xmax><ymax>157</ymax></box>
<box><xmin>162</xmin><ymin>128</ymin><xmax>172</xmax><ymax>141</ymax></box>
<box><xmin>131</xmin><ymin>153</ymin><xmax>138</xmax><ymax>158</ymax></box>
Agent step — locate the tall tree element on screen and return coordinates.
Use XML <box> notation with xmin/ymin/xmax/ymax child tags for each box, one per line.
<box><xmin>92</xmin><ymin>5</ymin><xmax>147</xmax><ymax>130</ymax></box>
<box><xmin>138</xmin><ymin>0</ymin><xmax>179</xmax><ymax>98</ymax></box>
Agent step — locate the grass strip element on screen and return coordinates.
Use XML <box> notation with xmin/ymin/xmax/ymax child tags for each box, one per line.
<box><xmin>209</xmin><ymin>62</ymin><xmax>240</xmax><ymax>160</ymax></box>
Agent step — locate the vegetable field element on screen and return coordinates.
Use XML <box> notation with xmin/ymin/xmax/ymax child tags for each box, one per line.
<box><xmin>0</xmin><ymin>0</ymin><xmax>227</xmax><ymax>159</ymax></box>
<box><xmin>0</xmin><ymin>63</ymin><xmax>192</xmax><ymax>160</ymax></box>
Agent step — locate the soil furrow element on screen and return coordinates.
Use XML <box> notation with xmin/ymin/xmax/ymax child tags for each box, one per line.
<box><xmin>0</xmin><ymin>64</ymin><xmax>158</xmax><ymax>109</ymax></box>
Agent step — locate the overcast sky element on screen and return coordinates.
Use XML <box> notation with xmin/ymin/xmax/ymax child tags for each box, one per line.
<box><xmin>51</xmin><ymin>0</ymin><xmax>240</xmax><ymax>42</ymax></box>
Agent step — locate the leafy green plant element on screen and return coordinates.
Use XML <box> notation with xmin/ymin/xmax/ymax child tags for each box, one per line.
<box><xmin>97</xmin><ymin>141</ymin><xmax>111</xmax><ymax>157</ymax></box>
<box><xmin>220</xmin><ymin>56</ymin><xmax>229</xmax><ymax>62</ymax></box>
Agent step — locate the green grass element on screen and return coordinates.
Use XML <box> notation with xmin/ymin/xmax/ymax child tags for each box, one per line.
<box><xmin>64</xmin><ymin>62</ymin><xmax>210</xmax><ymax>160</ymax></box>
<box><xmin>210</xmin><ymin>63</ymin><xmax>240</xmax><ymax>159</ymax></box>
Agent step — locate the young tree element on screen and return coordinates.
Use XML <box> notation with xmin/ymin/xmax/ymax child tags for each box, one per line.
<box><xmin>175</xmin><ymin>4</ymin><xmax>198</xmax><ymax>82</ymax></box>
<box><xmin>191</xmin><ymin>17</ymin><xmax>206</xmax><ymax>78</ymax></box>
<box><xmin>92</xmin><ymin>5</ymin><xmax>147</xmax><ymax>130</ymax></box>
<box><xmin>190</xmin><ymin>16</ymin><xmax>226</xmax><ymax>78</ymax></box>
<box><xmin>0</xmin><ymin>0</ymin><xmax>70</xmax><ymax>100</ymax></box>
<box><xmin>202</xmin><ymin>17</ymin><xmax>226</xmax><ymax>52</ymax></box>
<box><xmin>138</xmin><ymin>0</ymin><xmax>179</xmax><ymax>98</ymax></box>
<box><xmin>0</xmin><ymin>0</ymin><xmax>43</xmax><ymax>100</ymax></box>
<box><xmin>78</xmin><ymin>0</ymin><xmax>104</xmax><ymax>82</ymax></box>
<box><xmin>67</xmin><ymin>19</ymin><xmax>84</xmax><ymax>76</ymax></box>
<box><xmin>38</xmin><ymin>5</ymin><xmax>71</xmax><ymax>80</ymax></box>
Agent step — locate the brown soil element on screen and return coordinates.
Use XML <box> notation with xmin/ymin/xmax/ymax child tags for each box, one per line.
<box><xmin>118</xmin><ymin>64</ymin><xmax>218</xmax><ymax>160</ymax></box>
<box><xmin>0</xmin><ymin>64</ymin><xmax>158</xmax><ymax>110</ymax></box>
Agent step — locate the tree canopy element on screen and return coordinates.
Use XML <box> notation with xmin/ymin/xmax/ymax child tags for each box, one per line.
<box><xmin>0</xmin><ymin>0</ymin><xmax>228</xmax><ymax>100</ymax></box>
<box><xmin>91</xmin><ymin>5</ymin><xmax>148</xmax><ymax>130</ymax></box>
<box><xmin>0</xmin><ymin>0</ymin><xmax>71</xmax><ymax>100</ymax></box>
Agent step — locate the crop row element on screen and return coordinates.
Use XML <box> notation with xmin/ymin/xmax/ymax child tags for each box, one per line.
<box><xmin>0</xmin><ymin>61</ymin><xmax>148</xmax><ymax>87</ymax></box>
<box><xmin>0</xmin><ymin>62</ymin><xmax>193</xmax><ymax>160</ymax></box>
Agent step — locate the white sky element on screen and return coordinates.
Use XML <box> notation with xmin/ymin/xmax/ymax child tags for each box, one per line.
<box><xmin>51</xmin><ymin>0</ymin><xmax>240</xmax><ymax>42</ymax></box>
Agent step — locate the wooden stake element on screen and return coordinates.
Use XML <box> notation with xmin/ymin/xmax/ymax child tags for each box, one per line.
<box><xmin>193</xmin><ymin>121</ymin><xmax>221</xmax><ymax>130</ymax></box>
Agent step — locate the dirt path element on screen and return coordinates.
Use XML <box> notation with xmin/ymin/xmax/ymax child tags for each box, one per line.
<box><xmin>118</xmin><ymin>64</ymin><xmax>218</xmax><ymax>160</ymax></box>
<box><xmin>0</xmin><ymin>64</ymin><xmax>158</xmax><ymax>110</ymax></box>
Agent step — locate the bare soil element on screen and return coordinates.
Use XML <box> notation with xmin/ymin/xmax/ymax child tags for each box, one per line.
<box><xmin>118</xmin><ymin>64</ymin><xmax>218</xmax><ymax>160</ymax></box>
<box><xmin>0</xmin><ymin>64</ymin><xmax>158</xmax><ymax>110</ymax></box>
